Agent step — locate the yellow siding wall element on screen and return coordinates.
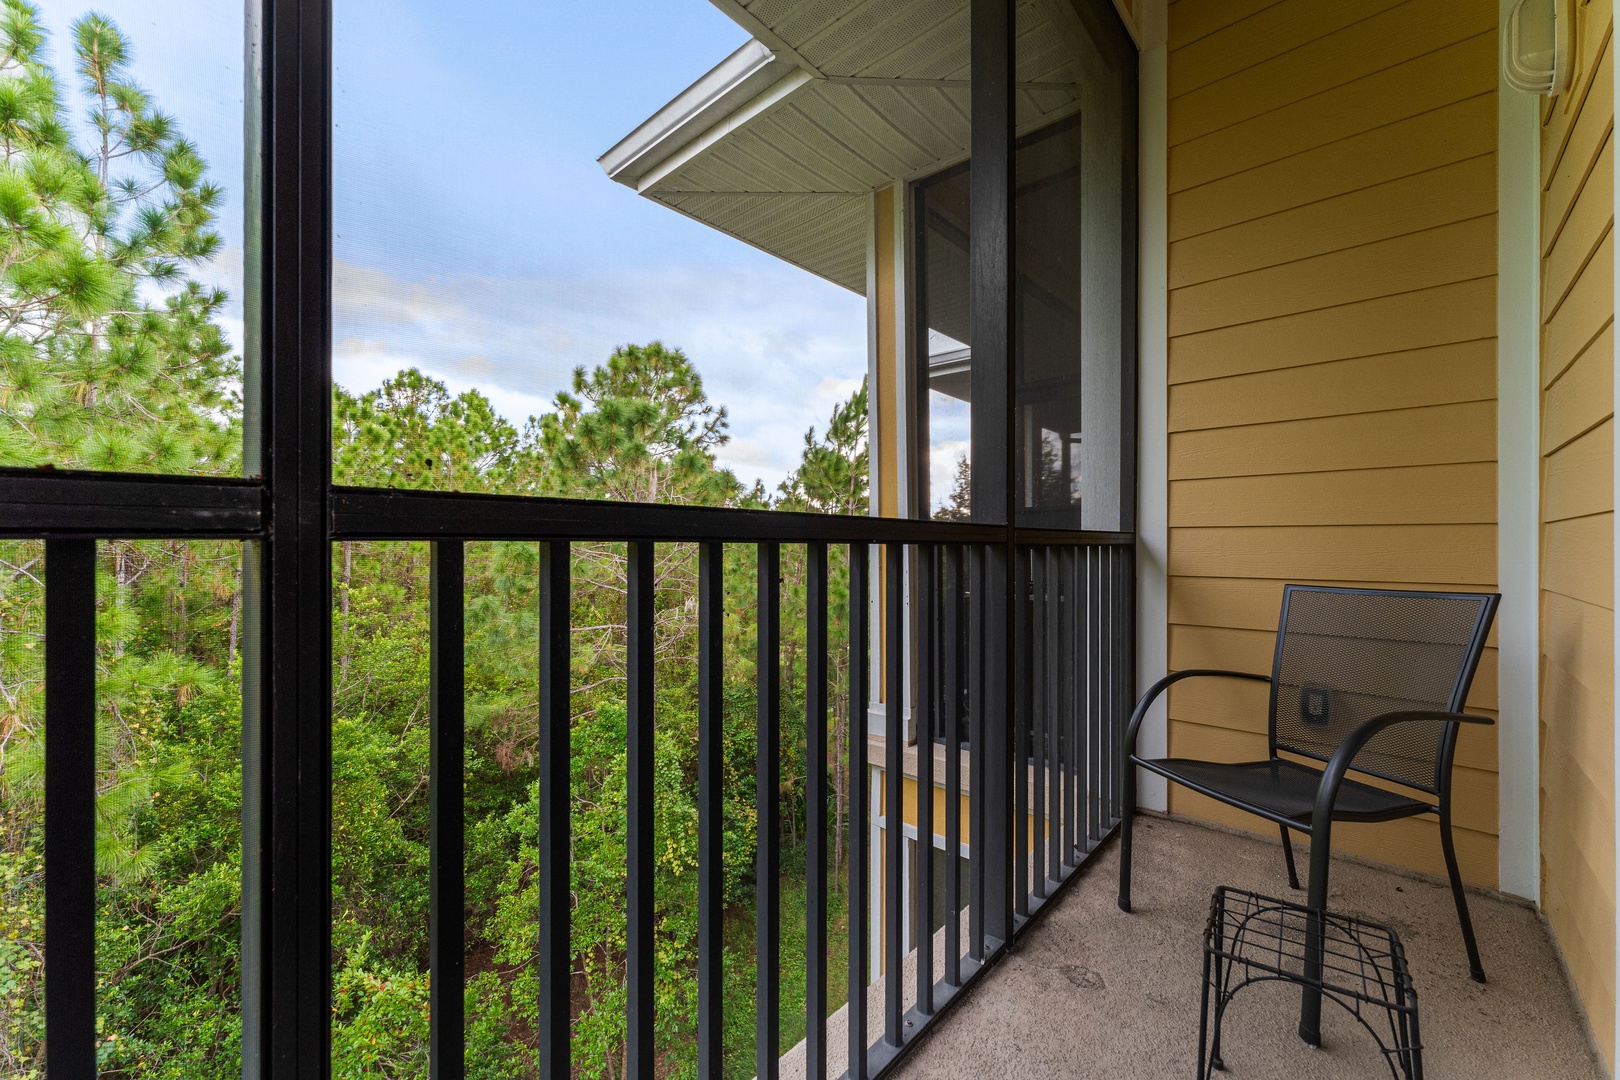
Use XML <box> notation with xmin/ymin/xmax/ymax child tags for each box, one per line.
<box><xmin>1539</xmin><ymin>0</ymin><xmax>1615</xmax><ymax>1063</ymax></box>
<box><xmin>1163</xmin><ymin>0</ymin><xmax>1501</xmax><ymax>882</ymax></box>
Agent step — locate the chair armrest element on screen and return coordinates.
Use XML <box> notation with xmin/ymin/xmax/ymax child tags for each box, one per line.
<box><xmin>1123</xmin><ymin>668</ymin><xmax>1271</xmax><ymax>759</ymax></box>
<box><xmin>1309</xmin><ymin>710</ymin><xmax>1494</xmax><ymax>833</ymax></box>
<box><xmin>1304</xmin><ymin>710</ymin><xmax>1493</xmax><ymax>907</ymax></box>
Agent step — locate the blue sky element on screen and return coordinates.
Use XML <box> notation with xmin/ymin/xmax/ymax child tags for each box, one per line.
<box><xmin>31</xmin><ymin>0</ymin><xmax>869</xmax><ymax>491</ymax></box>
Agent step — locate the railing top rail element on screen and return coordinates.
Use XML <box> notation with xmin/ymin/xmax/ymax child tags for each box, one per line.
<box><xmin>0</xmin><ymin>466</ymin><xmax>265</xmax><ymax>539</ymax></box>
<box><xmin>330</xmin><ymin>487</ymin><xmax>1135</xmax><ymax>546</ymax></box>
<box><xmin>0</xmin><ymin>466</ymin><xmax>1135</xmax><ymax>546</ymax></box>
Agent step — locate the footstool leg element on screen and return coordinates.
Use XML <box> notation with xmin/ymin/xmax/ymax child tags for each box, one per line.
<box><xmin>1199</xmin><ymin>944</ymin><xmax>1212</xmax><ymax>1078</ymax></box>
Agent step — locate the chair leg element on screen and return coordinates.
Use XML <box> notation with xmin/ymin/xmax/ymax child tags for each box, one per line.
<box><xmin>1118</xmin><ymin>760</ymin><xmax>1135</xmax><ymax>913</ymax></box>
<box><xmin>1298</xmin><ymin>817</ymin><xmax>1335</xmax><ymax>1048</ymax></box>
<box><xmin>1440</xmin><ymin>803</ymin><xmax>1486</xmax><ymax>983</ymax></box>
<box><xmin>1278</xmin><ymin>822</ymin><xmax>1301</xmax><ymax>891</ymax></box>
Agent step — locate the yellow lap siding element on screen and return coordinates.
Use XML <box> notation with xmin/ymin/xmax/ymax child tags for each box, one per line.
<box><xmin>1165</xmin><ymin>0</ymin><xmax>1500</xmax><ymax>890</ymax></box>
<box><xmin>1170</xmin><ymin>154</ymin><xmax>1497</xmax><ymax>289</ymax></box>
<box><xmin>1543</xmin><ymin>136</ymin><xmax>1614</xmax><ymax>314</ymax></box>
<box><xmin>1542</xmin><ymin>23</ymin><xmax>1615</xmax><ymax>187</ymax></box>
<box><xmin>1543</xmin><ymin>591</ymin><xmax>1618</xmax><ymax>701</ymax></box>
<box><xmin>1169</xmin><ymin>524</ymin><xmax>1496</xmax><ymax>585</ymax></box>
<box><xmin>1168</xmin><ymin>0</ymin><xmax>1409</xmax><ymax>101</ymax></box>
<box><xmin>1169</xmin><ymin>278</ymin><xmax>1496</xmax><ymax>383</ymax></box>
<box><xmin>1542</xmin><ymin>421</ymin><xmax>1614</xmax><ymax>523</ymax></box>
<box><xmin>1542</xmin><ymin>37</ymin><xmax>1612</xmax><ymax>239</ymax></box>
<box><xmin>1169</xmin><ymin>0</ymin><xmax>1494</xmax><ymax>146</ymax></box>
<box><xmin>1542</xmin><ymin>323</ymin><xmax>1613</xmax><ymax>451</ymax></box>
<box><xmin>1537</xmin><ymin>0</ymin><xmax>1616</xmax><ymax>1062</ymax></box>
<box><xmin>1543</xmin><ymin>227</ymin><xmax>1614</xmax><ymax>376</ymax></box>
<box><xmin>1542</xmin><ymin>514</ymin><xmax>1615</xmax><ymax>610</ymax></box>
<box><xmin>1168</xmin><ymin>0</ymin><xmax>1284</xmax><ymax>53</ymax></box>
<box><xmin>1166</xmin><ymin>45</ymin><xmax>1490</xmax><ymax>204</ymax></box>
<box><xmin>1543</xmin><ymin>868</ymin><xmax>1617</xmax><ymax>1059</ymax></box>
<box><xmin>1170</xmin><ymin>464</ymin><xmax>1497</xmax><ymax>529</ymax></box>
<box><xmin>1170</xmin><ymin>340</ymin><xmax>1496</xmax><ymax>432</ymax></box>
<box><xmin>1169</xmin><ymin>401</ymin><xmax>1498</xmax><ymax>480</ymax></box>
<box><xmin>1170</xmin><ymin>215</ymin><xmax>1497</xmax><ymax>336</ymax></box>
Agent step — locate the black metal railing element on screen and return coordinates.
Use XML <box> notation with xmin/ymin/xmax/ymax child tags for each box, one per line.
<box><xmin>332</xmin><ymin>486</ymin><xmax>1134</xmax><ymax>1080</ymax></box>
<box><xmin>15</xmin><ymin>470</ymin><xmax>1133</xmax><ymax>1080</ymax></box>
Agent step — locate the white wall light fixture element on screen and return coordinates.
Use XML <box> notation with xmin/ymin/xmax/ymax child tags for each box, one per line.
<box><xmin>1503</xmin><ymin>0</ymin><xmax>1574</xmax><ymax>95</ymax></box>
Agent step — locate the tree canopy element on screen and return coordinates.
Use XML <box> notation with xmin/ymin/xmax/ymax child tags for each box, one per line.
<box><xmin>0</xmin><ymin>0</ymin><xmax>237</xmax><ymax>475</ymax></box>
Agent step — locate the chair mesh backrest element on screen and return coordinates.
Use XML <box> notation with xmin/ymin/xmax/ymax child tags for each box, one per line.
<box><xmin>1270</xmin><ymin>586</ymin><xmax>1497</xmax><ymax>795</ymax></box>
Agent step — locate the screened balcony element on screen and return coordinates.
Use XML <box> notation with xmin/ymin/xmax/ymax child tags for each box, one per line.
<box><xmin>1</xmin><ymin>0</ymin><xmax>1614</xmax><ymax>1078</ymax></box>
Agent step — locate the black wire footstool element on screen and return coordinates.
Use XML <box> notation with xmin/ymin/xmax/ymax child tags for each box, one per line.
<box><xmin>1200</xmin><ymin>887</ymin><xmax>1423</xmax><ymax>1079</ymax></box>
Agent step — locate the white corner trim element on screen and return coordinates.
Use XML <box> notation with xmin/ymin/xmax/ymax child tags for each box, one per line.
<box><xmin>1496</xmin><ymin>1</ymin><xmax>1541</xmax><ymax>903</ymax></box>
<box><xmin>1135</xmin><ymin>0</ymin><xmax>1170</xmax><ymax>812</ymax></box>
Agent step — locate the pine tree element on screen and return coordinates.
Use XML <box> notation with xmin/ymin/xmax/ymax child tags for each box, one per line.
<box><xmin>332</xmin><ymin>367</ymin><xmax>519</xmax><ymax>491</ymax></box>
<box><xmin>775</xmin><ymin>378</ymin><xmax>868</xmax><ymax>516</ymax></box>
<box><xmin>0</xmin><ymin>0</ymin><xmax>238</xmax><ymax>474</ymax></box>
<box><xmin>527</xmin><ymin>341</ymin><xmax>739</xmax><ymax>505</ymax></box>
<box><xmin>934</xmin><ymin>453</ymin><xmax>971</xmax><ymax>521</ymax></box>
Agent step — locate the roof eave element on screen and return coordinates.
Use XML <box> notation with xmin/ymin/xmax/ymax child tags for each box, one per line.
<box><xmin>598</xmin><ymin>37</ymin><xmax>802</xmax><ymax>188</ymax></box>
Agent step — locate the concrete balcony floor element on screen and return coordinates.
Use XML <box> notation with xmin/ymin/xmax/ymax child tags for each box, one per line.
<box><xmin>890</xmin><ymin>815</ymin><xmax>1605</xmax><ymax>1080</ymax></box>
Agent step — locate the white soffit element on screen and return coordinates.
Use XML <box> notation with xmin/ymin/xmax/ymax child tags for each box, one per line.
<box><xmin>599</xmin><ymin>0</ymin><xmax>1088</xmax><ymax>295</ymax></box>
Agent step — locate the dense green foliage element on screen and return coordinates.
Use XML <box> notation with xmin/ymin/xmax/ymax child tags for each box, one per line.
<box><xmin>0</xmin><ymin>6</ymin><xmax>869</xmax><ymax>1078</ymax></box>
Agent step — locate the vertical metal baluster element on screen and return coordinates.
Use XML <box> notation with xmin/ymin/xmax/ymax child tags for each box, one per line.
<box><xmin>967</xmin><ymin>545</ymin><xmax>985</xmax><ymax>962</ymax></box>
<box><xmin>1013</xmin><ymin>548</ymin><xmax>1028</xmax><ymax>918</ymax></box>
<box><xmin>538</xmin><ymin>542</ymin><xmax>572</xmax><ymax>1079</ymax></box>
<box><xmin>805</xmin><ymin>543</ymin><xmax>829</xmax><ymax>1080</ymax></box>
<box><xmin>1089</xmin><ymin>547</ymin><xmax>1103</xmax><ymax>844</ymax></box>
<box><xmin>943</xmin><ymin>545</ymin><xmax>962</xmax><ymax>987</ymax></box>
<box><xmin>916</xmin><ymin>545</ymin><xmax>935</xmax><ymax>1015</ymax></box>
<box><xmin>883</xmin><ymin>542</ymin><xmax>903</xmax><ymax>1046</ymax></box>
<box><xmin>1065</xmin><ymin>548</ymin><xmax>1079</xmax><ymax>867</ymax></box>
<box><xmin>1123</xmin><ymin>544</ymin><xmax>1137</xmax><ymax>834</ymax></box>
<box><xmin>697</xmin><ymin>543</ymin><xmax>725</xmax><ymax>1078</ymax></box>
<box><xmin>983</xmin><ymin>542</ymin><xmax>1012</xmax><ymax>950</ymax></box>
<box><xmin>1101</xmin><ymin>547</ymin><xmax>1112</xmax><ymax>834</ymax></box>
<box><xmin>1046</xmin><ymin>547</ymin><xmax>1061</xmax><ymax>882</ymax></box>
<box><xmin>758</xmin><ymin>542</ymin><xmax>782</xmax><ymax>1080</ymax></box>
<box><xmin>44</xmin><ymin>539</ymin><xmax>95</xmax><ymax>1079</ymax></box>
<box><xmin>1115</xmin><ymin>546</ymin><xmax>1130</xmax><ymax>825</ymax></box>
<box><xmin>848</xmin><ymin>543</ymin><xmax>870</xmax><ymax>1080</ymax></box>
<box><xmin>1108</xmin><ymin>550</ymin><xmax>1121</xmax><ymax>829</ymax></box>
<box><xmin>627</xmin><ymin>542</ymin><xmax>656</xmax><ymax>1080</ymax></box>
<box><xmin>429</xmin><ymin>541</ymin><xmax>465</xmax><ymax>1080</ymax></box>
<box><xmin>1030</xmin><ymin>549</ymin><xmax>1046</xmax><ymax>901</ymax></box>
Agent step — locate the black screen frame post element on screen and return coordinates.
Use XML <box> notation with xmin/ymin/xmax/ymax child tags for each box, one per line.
<box><xmin>251</xmin><ymin>0</ymin><xmax>336</xmax><ymax>1074</ymax></box>
<box><xmin>969</xmin><ymin>0</ymin><xmax>1017</xmax><ymax>954</ymax></box>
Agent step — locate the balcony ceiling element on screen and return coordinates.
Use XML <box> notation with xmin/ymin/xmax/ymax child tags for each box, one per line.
<box><xmin>600</xmin><ymin>0</ymin><xmax>1095</xmax><ymax>294</ymax></box>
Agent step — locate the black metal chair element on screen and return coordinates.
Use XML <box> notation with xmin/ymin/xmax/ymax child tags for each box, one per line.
<box><xmin>1118</xmin><ymin>585</ymin><xmax>1500</xmax><ymax>1001</ymax></box>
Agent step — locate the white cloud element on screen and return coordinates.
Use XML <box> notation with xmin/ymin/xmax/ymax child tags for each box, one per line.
<box><xmin>330</xmin><ymin>258</ymin><xmax>868</xmax><ymax>491</ymax></box>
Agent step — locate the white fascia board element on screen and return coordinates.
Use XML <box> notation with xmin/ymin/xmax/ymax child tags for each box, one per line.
<box><xmin>597</xmin><ymin>37</ymin><xmax>804</xmax><ymax>188</ymax></box>
<box><xmin>632</xmin><ymin>67</ymin><xmax>815</xmax><ymax>195</ymax></box>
